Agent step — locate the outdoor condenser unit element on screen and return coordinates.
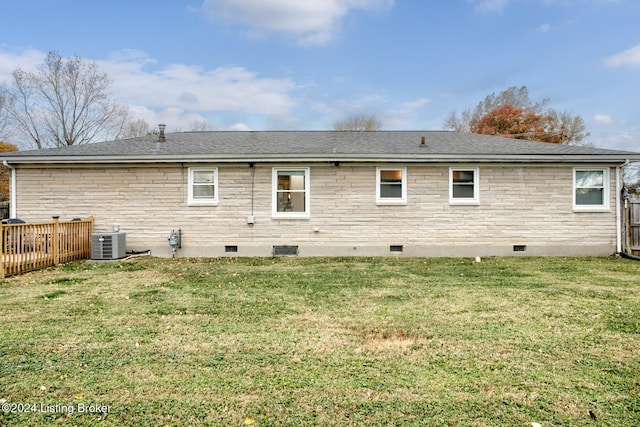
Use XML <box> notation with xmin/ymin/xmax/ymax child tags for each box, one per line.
<box><xmin>91</xmin><ymin>232</ymin><xmax>126</xmax><ymax>260</ymax></box>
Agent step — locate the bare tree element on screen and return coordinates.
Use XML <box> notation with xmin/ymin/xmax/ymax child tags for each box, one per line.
<box><xmin>0</xmin><ymin>89</ymin><xmax>9</xmax><ymax>140</ymax></box>
<box><xmin>333</xmin><ymin>114</ymin><xmax>383</xmax><ymax>131</ymax></box>
<box><xmin>189</xmin><ymin>119</ymin><xmax>213</xmax><ymax>131</ymax></box>
<box><xmin>546</xmin><ymin>109</ymin><xmax>590</xmax><ymax>146</ymax></box>
<box><xmin>624</xmin><ymin>163</ymin><xmax>640</xmax><ymax>196</ymax></box>
<box><xmin>3</xmin><ymin>51</ymin><xmax>128</xmax><ymax>149</ymax></box>
<box><xmin>120</xmin><ymin>118</ymin><xmax>152</xmax><ymax>139</ymax></box>
<box><xmin>443</xmin><ymin>109</ymin><xmax>472</xmax><ymax>133</ymax></box>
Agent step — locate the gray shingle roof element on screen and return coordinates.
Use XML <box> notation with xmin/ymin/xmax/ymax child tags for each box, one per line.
<box><xmin>2</xmin><ymin>131</ymin><xmax>639</xmax><ymax>163</ymax></box>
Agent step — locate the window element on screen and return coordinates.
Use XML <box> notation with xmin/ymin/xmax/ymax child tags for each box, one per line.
<box><xmin>188</xmin><ymin>167</ymin><xmax>218</xmax><ymax>205</ymax></box>
<box><xmin>450</xmin><ymin>168</ymin><xmax>479</xmax><ymax>204</ymax></box>
<box><xmin>573</xmin><ymin>168</ymin><xmax>609</xmax><ymax>211</ymax></box>
<box><xmin>273</xmin><ymin>168</ymin><xmax>310</xmax><ymax>218</ymax></box>
<box><xmin>376</xmin><ymin>167</ymin><xmax>407</xmax><ymax>205</ymax></box>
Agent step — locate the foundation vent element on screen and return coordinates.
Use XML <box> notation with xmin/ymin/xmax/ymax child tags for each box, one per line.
<box><xmin>513</xmin><ymin>245</ymin><xmax>527</xmax><ymax>252</ymax></box>
<box><xmin>273</xmin><ymin>245</ymin><xmax>298</xmax><ymax>256</ymax></box>
<box><xmin>390</xmin><ymin>245</ymin><xmax>404</xmax><ymax>252</ymax></box>
<box><xmin>225</xmin><ymin>245</ymin><xmax>238</xmax><ymax>253</ymax></box>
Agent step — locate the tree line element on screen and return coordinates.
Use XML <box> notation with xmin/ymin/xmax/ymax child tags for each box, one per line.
<box><xmin>0</xmin><ymin>52</ymin><xmax>590</xmax><ymax>147</ymax></box>
<box><xmin>0</xmin><ymin>53</ymin><xmax>637</xmax><ymax>193</ymax></box>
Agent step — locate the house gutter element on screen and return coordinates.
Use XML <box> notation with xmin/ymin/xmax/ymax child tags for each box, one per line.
<box><xmin>2</xmin><ymin>154</ymin><xmax>640</xmax><ymax>165</ymax></box>
<box><xmin>2</xmin><ymin>161</ymin><xmax>17</xmax><ymax>218</ymax></box>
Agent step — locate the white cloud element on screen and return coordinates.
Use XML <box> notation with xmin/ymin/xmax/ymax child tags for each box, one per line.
<box><xmin>0</xmin><ymin>48</ymin><xmax>45</xmax><ymax>82</ymax></box>
<box><xmin>472</xmin><ymin>0</ymin><xmax>621</xmax><ymax>14</ymax></box>
<box><xmin>318</xmin><ymin>94</ymin><xmax>386</xmax><ymax>122</ymax></box>
<box><xmin>199</xmin><ymin>0</ymin><xmax>394</xmax><ymax>46</ymax></box>
<box><xmin>593</xmin><ymin>114</ymin><xmax>615</xmax><ymax>125</ymax></box>
<box><xmin>97</xmin><ymin>49</ymin><xmax>298</xmax><ymax>120</ymax></box>
<box><xmin>603</xmin><ymin>43</ymin><xmax>640</xmax><ymax>68</ymax></box>
<box><xmin>470</xmin><ymin>0</ymin><xmax>510</xmax><ymax>13</ymax></box>
<box><xmin>592</xmin><ymin>131</ymin><xmax>636</xmax><ymax>151</ymax></box>
<box><xmin>127</xmin><ymin>105</ymin><xmax>214</xmax><ymax>132</ymax></box>
<box><xmin>384</xmin><ymin>98</ymin><xmax>431</xmax><ymax>128</ymax></box>
<box><xmin>0</xmin><ymin>47</ymin><xmax>300</xmax><ymax>132</ymax></box>
<box><xmin>398</xmin><ymin>97</ymin><xmax>430</xmax><ymax>110</ymax></box>
<box><xmin>315</xmin><ymin>95</ymin><xmax>430</xmax><ymax>129</ymax></box>
<box><xmin>228</xmin><ymin>122</ymin><xmax>252</xmax><ymax>131</ymax></box>
<box><xmin>537</xmin><ymin>23</ymin><xmax>551</xmax><ymax>33</ymax></box>
<box><xmin>588</xmin><ymin>119</ymin><xmax>639</xmax><ymax>151</ymax></box>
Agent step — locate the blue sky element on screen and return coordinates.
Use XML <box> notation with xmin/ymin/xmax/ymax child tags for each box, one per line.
<box><xmin>1</xmin><ymin>0</ymin><xmax>639</xmax><ymax>151</ymax></box>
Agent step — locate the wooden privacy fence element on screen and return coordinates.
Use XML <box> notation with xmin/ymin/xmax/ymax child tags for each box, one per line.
<box><xmin>1</xmin><ymin>216</ymin><xmax>94</xmax><ymax>278</ymax></box>
<box><xmin>624</xmin><ymin>199</ymin><xmax>640</xmax><ymax>257</ymax></box>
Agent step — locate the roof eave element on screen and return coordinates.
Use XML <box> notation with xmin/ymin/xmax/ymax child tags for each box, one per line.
<box><xmin>2</xmin><ymin>153</ymin><xmax>640</xmax><ymax>164</ymax></box>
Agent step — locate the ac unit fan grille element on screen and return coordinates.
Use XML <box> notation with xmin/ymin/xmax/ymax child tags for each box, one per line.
<box><xmin>91</xmin><ymin>233</ymin><xmax>126</xmax><ymax>260</ymax></box>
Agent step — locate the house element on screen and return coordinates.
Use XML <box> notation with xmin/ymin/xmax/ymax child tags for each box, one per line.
<box><xmin>2</xmin><ymin>130</ymin><xmax>640</xmax><ymax>258</ymax></box>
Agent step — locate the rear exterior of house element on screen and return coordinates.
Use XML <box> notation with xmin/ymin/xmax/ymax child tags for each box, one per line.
<box><xmin>3</xmin><ymin>130</ymin><xmax>638</xmax><ymax>258</ymax></box>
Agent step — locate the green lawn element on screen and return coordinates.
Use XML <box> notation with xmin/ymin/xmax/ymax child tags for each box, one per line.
<box><xmin>1</xmin><ymin>256</ymin><xmax>639</xmax><ymax>426</ymax></box>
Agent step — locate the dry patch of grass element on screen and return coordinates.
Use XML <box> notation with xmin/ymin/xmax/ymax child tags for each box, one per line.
<box><xmin>1</xmin><ymin>256</ymin><xmax>639</xmax><ymax>426</ymax></box>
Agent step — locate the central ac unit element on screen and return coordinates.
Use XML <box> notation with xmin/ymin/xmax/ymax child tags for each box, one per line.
<box><xmin>91</xmin><ymin>232</ymin><xmax>126</xmax><ymax>260</ymax></box>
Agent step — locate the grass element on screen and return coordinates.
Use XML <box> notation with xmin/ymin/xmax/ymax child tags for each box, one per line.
<box><xmin>1</xmin><ymin>256</ymin><xmax>639</xmax><ymax>426</ymax></box>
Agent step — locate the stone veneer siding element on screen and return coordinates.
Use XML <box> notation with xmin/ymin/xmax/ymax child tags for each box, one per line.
<box><xmin>13</xmin><ymin>163</ymin><xmax>617</xmax><ymax>257</ymax></box>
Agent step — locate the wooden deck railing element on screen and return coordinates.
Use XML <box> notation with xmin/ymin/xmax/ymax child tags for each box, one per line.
<box><xmin>0</xmin><ymin>216</ymin><xmax>94</xmax><ymax>278</ymax></box>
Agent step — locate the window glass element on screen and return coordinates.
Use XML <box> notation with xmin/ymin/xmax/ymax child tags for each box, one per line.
<box><xmin>575</xmin><ymin>170</ymin><xmax>605</xmax><ymax>206</ymax></box>
<box><xmin>193</xmin><ymin>170</ymin><xmax>215</xmax><ymax>184</ymax></box>
<box><xmin>576</xmin><ymin>188</ymin><xmax>604</xmax><ymax>205</ymax></box>
<box><xmin>452</xmin><ymin>183</ymin><xmax>475</xmax><ymax>199</ymax></box>
<box><xmin>376</xmin><ymin>167</ymin><xmax>407</xmax><ymax>204</ymax></box>
<box><xmin>192</xmin><ymin>185</ymin><xmax>215</xmax><ymax>199</ymax></box>
<box><xmin>274</xmin><ymin>169</ymin><xmax>309</xmax><ymax>216</ymax></box>
<box><xmin>379</xmin><ymin>170</ymin><xmax>403</xmax><ymax>198</ymax></box>
<box><xmin>452</xmin><ymin>170</ymin><xmax>474</xmax><ymax>183</ymax></box>
<box><xmin>450</xmin><ymin>168</ymin><xmax>478</xmax><ymax>203</ymax></box>
<box><xmin>576</xmin><ymin>170</ymin><xmax>604</xmax><ymax>188</ymax></box>
<box><xmin>192</xmin><ymin>171</ymin><xmax>215</xmax><ymax>199</ymax></box>
<box><xmin>189</xmin><ymin>168</ymin><xmax>217</xmax><ymax>204</ymax></box>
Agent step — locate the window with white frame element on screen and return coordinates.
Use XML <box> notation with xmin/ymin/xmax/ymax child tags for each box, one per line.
<box><xmin>188</xmin><ymin>167</ymin><xmax>218</xmax><ymax>205</ymax></box>
<box><xmin>376</xmin><ymin>167</ymin><xmax>407</xmax><ymax>205</ymax></box>
<box><xmin>273</xmin><ymin>168</ymin><xmax>310</xmax><ymax>218</ymax></box>
<box><xmin>573</xmin><ymin>168</ymin><xmax>609</xmax><ymax>211</ymax></box>
<box><xmin>449</xmin><ymin>168</ymin><xmax>479</xmax><ymax>204</ymax></box>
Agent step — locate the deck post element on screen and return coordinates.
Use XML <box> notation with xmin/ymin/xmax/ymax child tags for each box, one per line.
<box><xmin>0</xmin><ymin>222</ymin><xmax>5</xmax><ymax>279</ymax></box>
<box><xmin>52</xmin><ymin>216</ymin><xmax>60</xmax><ymax>266</ymax></box>
<box><xmin>87</xmin><ymin>216</ymin><xmax>94</xmax><ymax>258</ymax></box>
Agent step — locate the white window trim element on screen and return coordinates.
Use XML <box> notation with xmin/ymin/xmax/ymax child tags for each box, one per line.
<box><xmin>188</xmin><ymin>167</ymin><xmax>218</xmax><ymax>206</ymax></box>
<box><xmin>376</xmin><ymin>167</ymin><xmax>407</xmax><ymax>205</ymax></box>
<box><xmin>272</xmin><ymin>167</ymin><xmax>310</xmax><ymax>219</ymax></box>
<box><xmin>449</xmin><ymin>167</ymin><xmax>480</xmax><ymax>205</ymax></box>
<box><xmin>573</xmin><ymin>167</ymin><xmax>610</xmax><ymax>212</ymax></box>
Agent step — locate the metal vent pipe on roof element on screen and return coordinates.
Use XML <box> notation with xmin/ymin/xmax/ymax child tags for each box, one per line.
<box><xmin>157</xmin><ymin>124</ymin><xmax>166</xmax><ymax>142</ymax></box>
